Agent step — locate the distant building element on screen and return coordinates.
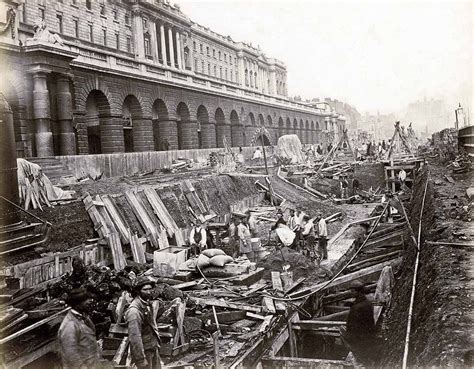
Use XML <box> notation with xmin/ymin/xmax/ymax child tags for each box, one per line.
<box><xmin>403</xmin><ymin>98</ymin><xmax>450</xmax><ymax>136</ymax></box>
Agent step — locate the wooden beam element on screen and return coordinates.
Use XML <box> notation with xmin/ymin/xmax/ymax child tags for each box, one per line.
<box><xmin>189</xmin><ymin>297</ymin><xmax>262</xmax><ymax>313</ymax></box>
<box><xmin>261</xmin><ymin>356</ymin><xmax>351</xmax><ymax>368</ymax></box>
<box><xmin>289</xmin><ymin>258</ymin><xmax>401</xmax><ymax>298</ymax></box>
<box><xmin>293</xmin><ymin>320</ymin><xmax>346</xmax><ymax>329</ymax></box>
<box><xmin>0</xmin><ymin>308</ymin><xmax>70</xmax><ymax>345</ymax></box>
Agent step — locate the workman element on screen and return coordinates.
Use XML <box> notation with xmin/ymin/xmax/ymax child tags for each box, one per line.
<box><xmin>125</xmin><ymin>276</ymin><xmax>161</xmax><ymax>369</ymax></box>
<box><xmin>340</xmin><ymin>176</ymin><xmax>349</xmax><ymax>199</ymax></box>
<box><xmin>58</xmin><ymin>287</ymin><xmax>101</xmax><ymax>369</ymax></box>
<box><xmin>274</xmin><ymin>221</ymin><xmax>296</xmax><ymax>248</ymax></box>
<box><xmin>189</xmin><ymin>222</ymin><xmax>207</xmax><ymax>255</ymax></box>
<box><xmin>340</xmin><ymin>281</ymin><xmax>377</xmax><ymax>365</ymax></box>
<box><xmin>227</xmin><ymin>217</ymin><xmax>238</xmax><ymax>258</ymax></box>
<box><xmin>287</xmin><ymin>209</ymin><xmax>299</xmax><ymax>231</ymax></box>
<box><xmin>352</xmin><ymin>177</ymin><xmax>360</xmax><ymax>196</ymax></box>
<box><xmin>317</xmin><ymin>213</ymin><xmax>328</xmax><ymax>260</ymax></box>
<box><xmin>301</xmin><ymin>215</ymin><xmax>317</xmax><ymax>260</ymax></box>
<box><xmin>236</xmin><ymin>216</ymin><xmax>252</xmax><ymax>259</ymax></box>
<box><xmin>245</xmin><ymin>210</ymin><xmax>258</xmax><ymax>237</ymax></box>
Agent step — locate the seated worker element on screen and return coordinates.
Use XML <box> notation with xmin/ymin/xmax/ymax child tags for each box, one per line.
<box><xmin>274</xmin><ymin>221</ymin><xmax>296</xmax><ymax>248</ymax></box>
<box><xmin>340</xmin><ymin>281</ymin><xmax>377</xmax><ymax>366</ymax></box>
<box><xmin>301</xmin><ymin>215</ymin><xmax>317</xmax><ymax>260</ymax></box>
<box><xmin>189</xmin><ymin>221</ymin><xmax>207</xmax><ymax>256</ymax></box>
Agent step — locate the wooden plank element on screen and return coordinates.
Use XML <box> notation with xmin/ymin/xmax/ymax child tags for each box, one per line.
<box><xmin>94</xmin><ymin>195</ymin><xmax>118</xmax><ymax>238</ymax></box>
<box><xmin>262</xmin><ymin>297</ymin><xmax>276</xmax><ymax>314</ymax></box>
<box><xmin>261</xmin><ymin>356</ymin><xmax>351</xmax><ymax>367</ymax></box>
<box><xmin>125</xmin><ymin>191</ymin><xmax>160</xmax><ymax>249</ymax></box>
<box><xmin>246</xmin><ymin>312</ymin><xmax>266</xmax><ymax>320</ymax></box>
<box><xmin>105</xmin><ymin>232</ymin><xmax>126</xmax><ymax>271</ymax></box>
<box><xmin>189</xmin><ymin>297</ymin><xmax>262</xmax><ymax>313</ymax></box>
<box><xmin>112</xmin><ymin>337</ymin><xmax>129</xmax><ymax>365</ymax></box>
<box><xmin>0</xmin><ymin>308</ymin><xmax>70</xmax><ymax>345</ymax></box>
<box><xmin>289</xmin><ymin>258</ymin><xmax>402</xmax><ymax>298</ymax></box>
<box><xmin>293</xmin><ymin>320</ymin><xmax>346</xmax><ymax>329</ymax></box>
<box><xmin>102</xmin><ymin>195</ymin><xmax>130</xmax><ymax>243</ymax></box>
<box><xmin>199</xmin><ymin>310</ymin><xmax>247</xmax><ymax>323</ymax></box>
<box><xmin>144</xmin><ymin>188</ymin><xmax>179</xmax><ymax>238</ymax></box>
<box><xmin>83</xmin><ymin>194</ymin><xmax>108</xmax><ymax>238</ymax></box>
<box><xmin>129</xmin><ymin>231</ymin><xmax>146</xmax><ymax>264</ymax></box>
<box><xmin>271</xmin><ymin>271</ymin><xmax>283</xmax><ymax>292</ymax></box>
<box><xmin>174</xmin><ymin>281</ymin><xmax>198</xmax><ymax>290</ymax></box>
<box><xmin>283</xmin><ymin>277</ymin><xmax>305</xmax><ymax>294</ymax></box>
<box><xmin>259</xmin><ymin>315</ymin><xmax>274</xmax><ymax>333</ymax></box>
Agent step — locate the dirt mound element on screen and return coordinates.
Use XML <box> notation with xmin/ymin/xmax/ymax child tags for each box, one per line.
<box><xmin>258</xmin><ymin>246</ymin><xmax>328</xmax><ymax>281</ymax></box>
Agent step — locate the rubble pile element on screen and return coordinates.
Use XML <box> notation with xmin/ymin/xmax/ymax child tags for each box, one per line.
<box><xmin>431</xmin><ymin>128</ymin><xmax>458</xmax><ymax>161</ymax></box>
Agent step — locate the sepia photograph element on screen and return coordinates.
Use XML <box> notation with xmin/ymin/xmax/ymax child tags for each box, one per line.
<box><xmin>0</xmin><ymin>0</ymin><xmax>472</xmax><ymax>368</ymax></box>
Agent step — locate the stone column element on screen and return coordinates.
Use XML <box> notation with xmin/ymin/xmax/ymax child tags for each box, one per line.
<box><xmin>32</xmin><ymin>71</ymin><xmax>53</xmax><ymax>157</ymax></box>
<box><xmin>181</xmin><ymin>35</ymin><xmax>186</xmax><ymax>69</ymax></box>
<box><xmin>216</xmin><ymin>121</ymin><xmax>231</xmax><ymax>148</ymax></box>
<box><xmin>175</xmin><ymin>31</ymin><xmax>182</xmax><ymax>69</ymax></box>
<box><xmin>100</xmin><ymin>113</ymin><xmax>125</xmax><ymax>153</ymax></box>
<box><xmin>73</xmin><ymin>111</ymin><xmax>89</xmax><ymax>155</ymax></box>
<box><xmin>132</xmin><ymin>116</ymin><xmax>154</xmax><ymax>152</ymax></box>
<box><xmin>133</xmin><ymin>10</ymin><xmax>145</xmax><ymax>59</ymax></box>
<box><xmin>231</xmin><ymin>124</ymin><xmax>244</xmax><ymax>147</ymax></box>
<box><xmin>0</xmin><ymin>93</ymin><xmax>20</xmax><ymax>223</ymax></box>
<box><xmin>244</xmin><ymin>125</ymin><xmax>255</xmax><ymax>146</ymax></box>
<box><xmin>179</xmin><ymin>119</ymin><xmax>198</xmax><ymax>149</ymax></box>
<box><xmin>168</xmin><ymin>26</ymin><xmax>175</xmax><ymax>68</ymax></box>
<box><xmin>56</xmin><ymin>75</ymin><xmax>76</xmax><ymax>155</ymax></box>
<box><xmin>160</xmin><ymin>23</ymin><xmax>167</xmax><ymax>65</ymax></box>
<box><xmin>150</xmin><ymin>20</ymin><xmax>159</xmax><ymax>62</ymax></box>
<box><xmin>158</xmin><ymin>118</ymin><xmax>178</xmax><ymax>150</ymax></box>
<box><xmin>200</xmin><ymin>120</ymin><xmax>216</xmax><ymax>148</ymax></box>
<box><xmin>238</xmin><ymin>53</ymin><xmax>245</xmax><ymax>86</ymax></box>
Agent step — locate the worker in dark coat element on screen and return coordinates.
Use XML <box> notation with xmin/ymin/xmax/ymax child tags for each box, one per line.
<box><xmin>58</xmin><ymin>287</ymin><xmax>101</xmax><ymax>369</ymax></box>
<box><xmin>340</xmin><ymin>281</ymin><xmax>377</xmax><ymax>365</ymax></box>
<box><xmin>125</xmin><ymin>276</ymin><xmax>161</xmax><ymax>369</ymax></box>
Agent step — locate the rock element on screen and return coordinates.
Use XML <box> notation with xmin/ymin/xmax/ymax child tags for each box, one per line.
<box><xmin>466</xmin><ymin>188</ymin><xmax>474</xmax><ymax>200</ymax></box>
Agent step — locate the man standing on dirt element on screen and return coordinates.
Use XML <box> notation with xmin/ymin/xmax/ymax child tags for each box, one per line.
<box><xmin>340</xmin><ymin>281</ymin><xmax>376</xmax><ymax>366</ymax></box>
<box><xmin>340</xmin><ymin>176</ymin><xmax>349</xmax><ymax>199</ymax></box>
<box><xmin>126</xmin><ymin>276</ymin><xmax>162</xmax><ymax>369</ymax></box>
<box><xmin>189</xmin><ymin>221</ymin><xmax>207</xmax><ymax>256</ymax></box>
<box><xmin>301</xmin><ymin>215</ymin><xmax>316</xmax><ymax>259</ymax></box>
<box><xmin>58</xmin><ymin>287</ymin><xmax>101</xmax><ymax>369</ymax></box>
<box><xmin>236</xmin><ymin>216</ymin><xmax>252</xmax><ymax>259</ymax></box>
<box><xmin>317</xmin><ymin>213</ymin><xmax>328</xmax><ymax>260</ymax></box>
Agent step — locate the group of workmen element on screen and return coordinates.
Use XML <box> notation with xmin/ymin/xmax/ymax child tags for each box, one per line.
<box><xmin>58</xmin><ymin>275</ymin><xmax>162</xmax><ymax>369</ymax></box>
<box><xmin>272</xmin><ymin>208</ymin><xmax>328</xmax><ymax>264</ymax></box>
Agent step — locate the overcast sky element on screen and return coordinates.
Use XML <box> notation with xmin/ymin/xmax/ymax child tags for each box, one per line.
<box><xmin>178</xmin><ymin>0</ymin><xmax>473</xmax><ymax>117</ymax></box>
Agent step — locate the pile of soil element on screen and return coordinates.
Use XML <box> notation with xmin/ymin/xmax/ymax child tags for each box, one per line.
<box><xmin>379</xmin><ymin>165</ymin><xmax>473</xmax><ymax>367</ymax></box>
<box><xmin>258</xmin><ymin>246</ymin><xmax>328</xmax><ymax>282</ymax></box>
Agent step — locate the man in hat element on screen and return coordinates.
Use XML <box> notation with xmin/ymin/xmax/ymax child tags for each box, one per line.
<box><xmin>340</xmin><ymin>281</ymin><xmax>376</xmax><ymax>365</ymax></box>
<box><xmin>58</xmin><ymin>287</ymin><xmax>100</xmax><ymax>369</ymax></box>
<box><xmin>125</xmin><ymin>276</ymin><xmax>161</xmax><ymax>369</ymax></box>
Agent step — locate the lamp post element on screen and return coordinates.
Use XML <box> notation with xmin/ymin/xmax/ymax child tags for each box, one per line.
<box><xmin>255</xmin><ymin>126</ymin><xmax>274</xmax><ymax>205</ymax></box>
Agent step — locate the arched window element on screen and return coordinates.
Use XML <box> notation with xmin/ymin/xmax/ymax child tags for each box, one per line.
<box><xmin>245</xmin><ymin>69</ymin><xmax>249</xmax><ymax>86</ymax></box>
<box><xmin>249</xmin><ymin>71</ymin><xmax>253</xmax><ymax>87</ymax></box>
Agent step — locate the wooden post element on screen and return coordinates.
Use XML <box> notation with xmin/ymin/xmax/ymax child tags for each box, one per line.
<box><xmin>212</xmin><ymin>331</ymin><xmax>220</xmax><ymax>368</ymax></box>
<box><xmin>260</xmin><ymin>128</ymin><xmax>274</xmax><ymax>206</ymax></box>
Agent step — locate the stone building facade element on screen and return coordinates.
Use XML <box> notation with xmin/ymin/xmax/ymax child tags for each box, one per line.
<box><xmin>0</xmin><ymin>0</ymin><xmax>345</xmax><ymax>158</ymax></box>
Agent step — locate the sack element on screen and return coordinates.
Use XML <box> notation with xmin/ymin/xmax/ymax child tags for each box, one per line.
<box><xmin>202</xmin><ymin>248</ymin><xmax>226</xmax><ymax>258</ymax></box>
<box><xmin>209</xmin><ymin>255</ymin><xmax>234</xmax><ymax>267</ymax></box>
<box><xmin>196</xmin><ymin>254</ymin><xmax>211</xmax><ymax>269</ymax></box>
